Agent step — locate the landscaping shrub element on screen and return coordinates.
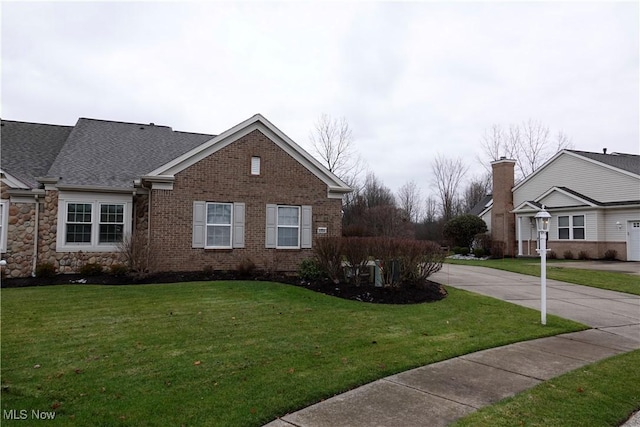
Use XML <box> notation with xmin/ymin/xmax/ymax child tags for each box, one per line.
<box><xmin>298</xmin><ymin>258</ymin><xmax>324</xmax><ymax>281</ymax></box>
<box><xmin>342</xmin><ymin>237</ymin><xmax>370</xmax><ymax>286</ymax></box>
<box><xmin>35</xmin><ymin>262</ymin><xmax>56</xmax><ymax>278</ymax></box>
<box><xmin>313</xmin><ymin>236</ymin><xmax>343</xmax><ymax>284</ymax></box>
<box><xmin>473</xmin><ymin>248</ymin><xmax>486</xmax><ymax>258</ymax></box>
<box><xmin>563</xmin><ymin>250</ymin><xmax>574</xmax><ymax>260</ymax></box>
<box><xmin>443</xmin><ymin>214</ymin><xmax>488</xmax><ymax>249</ymax></box>
<box><xmin>236</xmin><ymin>257</ymin><xmax>256</xmax><ymax>275</ymax></box>
<box><xmin>396</xmin><ymin>239</ymin><xmax>445</xmax><ymax>288</ymax></box>
<box><xmin>109</xmin><ymin>264</ymin><xmax>129</xmax><ymax>276</ymax></box>
<box><xmin>452</xmin><ymin>247</ymin><xmax>462</xmax><ymax>255</ymax></box>
<box><xmin>474</xmin><ymin>233</ymin><xmax>492</xmax><ymax>254</ymax></box>
<box><xmin>547</xmin><ymin>250</ymin><xmax>557</xmax><ymax>259</ymax></box>
<box><xmin>459</xmin><ymin>247</ymin><xmax>470</xmax><ymax>256</ymax></box>
<box><xmin>578</xmin><ymin>250</ymin><xmax>590</xmax><ymax>260</ymax></box>
<box><xmin>603</xmin><ymin>249</ymin><xmax>618</xmax><ymax>261</ymax></box>
<box><xmin>79</xmin><ymin>262</ymin><xmax>104</xmax><ymax>276</ymax></box>
<box><xmin>368</xmin><ymin>237</ymin><xmax>402</xmax><ymax>286</ymax></box>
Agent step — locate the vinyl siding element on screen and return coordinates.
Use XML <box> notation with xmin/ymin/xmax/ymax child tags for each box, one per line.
<box><xmin>514</xmin><ymin>153</ymin><xmax>640</xmax><ymax>207</ymax></box>
<box><xmin>538</xmin><ymin>190</ymin><xmax>586</xmax><ymax>208</ymax></box>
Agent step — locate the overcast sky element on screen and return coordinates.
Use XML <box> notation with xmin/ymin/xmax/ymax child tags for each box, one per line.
<box><xmin>2</xmin><ymin>1</ymin><xmax>638</xmax><ymax>197</ymax></box>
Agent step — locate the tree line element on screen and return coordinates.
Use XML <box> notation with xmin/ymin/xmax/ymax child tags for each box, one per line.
<box><xmin>308</xmin><ymin>114</ymin><xmax>573</xmax><ymax>243</ymax></box>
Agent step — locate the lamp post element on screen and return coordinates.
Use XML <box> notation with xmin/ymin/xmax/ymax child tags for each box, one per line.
<box><xmin>535</xmin><ymin>208</ymin><xmax>551</xmax><ymax>325</ymax></box>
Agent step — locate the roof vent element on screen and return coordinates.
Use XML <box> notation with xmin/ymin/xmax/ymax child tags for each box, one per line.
<box><xmin>603</xmin><ymin>148</ymin><xmax>607</xmax><ymax>154</ymax></box>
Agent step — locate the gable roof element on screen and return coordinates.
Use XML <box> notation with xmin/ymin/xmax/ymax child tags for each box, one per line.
<box><xmin>2</xmin><ymin>114</ymin><xmax>351</xmax><ymax>196</ymax></box>
<box><xmin>46</xmin><ymin>118</ymin><xmax>213</xmax><ymax>188</ymax></box>
<box><xmin>1</xmin><ymin>120</ymin><xmax>73</xmax><ymax>188</ymax></box>
<box><xmin>567</xmin><ymin>150</ymin><xmax>640</xmax><ymax>175</ymax></box>
<box><xmin>145</xmin><ymin>113</ymin><xmax>351</xmax><ymax>197</ymax></box>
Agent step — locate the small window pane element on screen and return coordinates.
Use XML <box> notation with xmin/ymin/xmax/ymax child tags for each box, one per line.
<box><xmin>207</xmin><ymin>204</ymin><xmax>231</xmax><ymax>225</ymax></box>
<box><xmin>278</xmin><ymin>207</ymin><xmax>299</xmax><ymax>226</ymax></box>
<box><xmin>277</xmin><ymin>227</ymin><xmax>299</xmax><ymax>247</ymax></box>
<box><xmin>67</xmin><ymin>224</ymin><xmax>92</xmax><ymax>243</ymax></box>
<box><xmin>207</xmin><ymin>225</ymin><xmax>231</xmax><ymax>247</ymax></box>
<box><xmin>68</xmin><ymin>203</ymin><xmax>92</xmax><ymax>223</ymax></box>
<box><xmin>101</xmin><ymin>204</ymin><xmax>124</xmax><ymax>223</ymax></box>
<box><xmin>573</xmin><ymin>228</ymin><xmax>585</xmax><ymax>239</ymax></box>
<box><xmin>559</xmin><ymin>228</ymin><xmax>570</xmax><ymax>239</ymax></box>
<box><xmin>99</xmin><ymin>224</ymin><xmax>123</xmax><ymax>243</ymax></box>
<box><xmin>558</xmin><ymin>216</ymin><xmax>569</xmax><ymax>227</ymax></box>
<box><xmin>251</xmin><ymin>156</ymin><xmax>261</xmax><ymax>175</ymax></box>
<box><xmin>573</xmin><ymin>215</ymin><xmax>584</xmax><ymax>227</ymax></box>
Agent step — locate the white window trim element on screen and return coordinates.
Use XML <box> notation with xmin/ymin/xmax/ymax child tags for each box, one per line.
<box><xmin>276</xmin><ymin>205</ymin><xmax>301</xmax><ymax>249</ymax></box>
<box><xmin>557</xmin><ymin>214</ymin><xmax>586</xmax><ymax>240</ymax></box>
<box><xmin>56</xmin><ymin>192</ymin><xmax>132</xmax><ymax>252</ymax></box>
<box><xmin>0</xmin><ymin>200</ymin><xmax>8</xmax><ymax>253</ymax></box>
<box><xmin>205</xmin><ymin>202</ymin><xmax>233</xmax><ymax>249</ymax></box>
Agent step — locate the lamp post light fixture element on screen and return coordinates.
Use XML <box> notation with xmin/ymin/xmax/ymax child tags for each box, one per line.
<box><xmin>535</xmin><ymin>208</ymin><xmax>551</xmax><ymax>325</ymax></box>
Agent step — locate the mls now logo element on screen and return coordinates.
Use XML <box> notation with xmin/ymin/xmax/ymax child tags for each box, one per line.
<box><xmin>3</xmin><ymin>409</ymin><xmax>56</xmax><ymax>420</ymax></box>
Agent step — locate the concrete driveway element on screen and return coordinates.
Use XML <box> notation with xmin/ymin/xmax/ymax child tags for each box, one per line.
<box><xmin>433</xmin><ymin>264</ymin><xmax>640</xmax><ymax>340</ymax></box>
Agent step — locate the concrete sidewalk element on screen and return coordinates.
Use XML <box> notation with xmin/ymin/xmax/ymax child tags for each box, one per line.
<box><xmin>265</xmin><ymin>264</ymin><xmax>640</xmax><ymax>427</ymax></box>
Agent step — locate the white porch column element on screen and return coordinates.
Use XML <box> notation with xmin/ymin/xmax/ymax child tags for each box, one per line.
<box><xmin>517</xmin><ymin>215</ymin><xmax>523</xmax><ymax>256</ymax></box>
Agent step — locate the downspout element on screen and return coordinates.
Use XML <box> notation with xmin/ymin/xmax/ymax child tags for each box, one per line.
<box><xmin>31</xmin><ymin>194</ymin><xmax>40</xmax><ymax>277</ymax></box>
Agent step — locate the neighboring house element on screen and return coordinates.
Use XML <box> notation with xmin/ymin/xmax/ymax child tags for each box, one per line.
<box><xmin>482</xmin><ymin>150</ymin><xmax>640</xmax><ymax>261</ymax></box>
<box><xmin>0</xmin><ymin>114</ymin><xmax>351</xmax><ymax>278</ymax></box>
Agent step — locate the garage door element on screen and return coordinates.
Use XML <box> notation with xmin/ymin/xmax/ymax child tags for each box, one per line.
<box><xmin>628</xmin><ymin>221</ymin><xmax>640</xmax><ymax>261</ymax></box>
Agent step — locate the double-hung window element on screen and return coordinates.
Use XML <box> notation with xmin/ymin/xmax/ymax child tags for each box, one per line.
<box><xmin>265</xmin><ymin>204</ymin><xmax>312</xmax><ymax>249</ymax></box>
<box><xmin>277</xmin><ymin>206</ymin><xmax>300</xmax><ymax>248</ymax></box>
<box><xmin>99</xmin><ymin>204</ymin><xmax>125</xmax><ymax>243</ymax></box>
<box><xmin>57</xmin><ymin>192</ymin><xmax>132</xmax><ymax>252</ymax></box>
<box><xmin>558</xmin><ymin>215</ymin><xmax>585</xmax><ymax>240</ymax></box>
<box><xmin>66</xmin><ymin>203</ymin><xmax>93</xmax><ymax>243</ymax></box>
<box><xmin>206</xmin><ymin>203</ymin><xmax>233</xmax><ymax>248</ymax></box>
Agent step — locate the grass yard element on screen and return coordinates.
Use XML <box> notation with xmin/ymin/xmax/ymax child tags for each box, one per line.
<box><xmin>1</xmin><ymin>281</ymin><xmax>585</xmax><ymax>426</ymax></box>
<box><xmin>452</xmin><ymin>349</ymin><xmax>640</xmax><ymax>427</ymax></box>
<box><xmin>447</xmin><ymin>258</ymin><xmax>640</xmax><ymax>295</ymax></box>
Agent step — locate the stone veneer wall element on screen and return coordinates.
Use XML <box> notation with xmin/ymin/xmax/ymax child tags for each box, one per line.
<box><xmin>2</xmin><ymin>188</ymin><xmax>126</xmax><ymax>278</ymax></box>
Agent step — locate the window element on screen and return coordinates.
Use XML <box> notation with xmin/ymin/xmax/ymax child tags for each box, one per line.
<box><xmin>99</xmin><ymin>204</ymin><xmax>124</xmax><ymax>243</ymax></box>
<box><xmin>265</xmin><ymin>204</ymin><xmax>312</xmax><ymax>249</ymax></box>
<box><xmin>277</xmin><ymin>206</ymin><xmax>300</xmax><ymax>248</ymax></box>
<box><xmin>57</xmin><ymin>192</ymin><xmax>132</xmax><ymax>252</ymax></box>
<box><xmin>66</xmin><ymin>203</ymin><xmax>93</xmax><ymax>243</ymax></box>
<box><xmin>206</xmin><ymin>203</ymin><xmax>232</xmax><ymax>248</ymax></box>
<box><xmin>192</xmin><ymin>201</ymin><xmax>244</xmax><ymax>249</ymax></box>
<box><xmin>558</xmin><ymin>215</ymin><xmax>585</xmax><ymax>240</ymax></box>
<box><xmin>251</xmin><ymin>156</ymin><xmax>261</xmax><ymax>175</ymax></box>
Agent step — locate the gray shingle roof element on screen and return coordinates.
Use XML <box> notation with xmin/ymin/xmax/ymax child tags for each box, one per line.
<box><xmin>1</xmin><ymin>120</ymin><xmax>73</xmax><ymax>188</ymax></box>
<box><xmin>468</xmin><ymin>194</ymin><xmax>492</xmax><ymax>216</ymax></box>
<box><xmin>3</xmin><ymin>118</ymin><xmax>215</xmax><ymax>189</ymax></box>
<box><xmin>568</xmin><ymin>150</ymin><xmax>640</xmax><ymax>175</ymax></box>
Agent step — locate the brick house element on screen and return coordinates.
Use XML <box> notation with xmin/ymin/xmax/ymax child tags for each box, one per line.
<box><xmin>481</xmin><ymin>150</ymin><xmax>640</xmax><ymax>261</ymax></box>
<box><xmin>0</xmin><ymin>114</ymin><xmax>351</xmax><ymax>278</ymax></box>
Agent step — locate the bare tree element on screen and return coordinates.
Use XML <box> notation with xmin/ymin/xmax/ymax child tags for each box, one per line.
<box><xmin>423</xmin><ymin>196</ymin><xmax>439</xmax><ymax>223</ymax></box>
<box><xmin>396</xmin><ymin>180</ymin><xmax>422</xmax><ymax>222</ymax></box>
<box><xmin>362</xmin><ymin>172</ymin><xmax>395</xmax><ymax>208</ymax></box>
<box><xmin>478</xmin><ymin>120</ymin><xmax>574</xmax><ymax>180</ymax></box>
<box><xmin>309</xmin><ymin>113</ymin><xmax>365</xmax><ymax>185</ymax></box>
<box><xmin>431</xmin><ymin>154</ymin><xmax>469</xmax><ymax>222</ymax></box>
<box><xmin>461</xmin><ymin>173</ymin><xmax>491</xmax><ymax>214</ymax></box>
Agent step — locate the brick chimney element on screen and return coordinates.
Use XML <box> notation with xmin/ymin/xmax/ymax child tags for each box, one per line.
<box><xmin>491</xmin><ymin>158</ymin><xmax>516</xmax><ymax>257</ymax></box>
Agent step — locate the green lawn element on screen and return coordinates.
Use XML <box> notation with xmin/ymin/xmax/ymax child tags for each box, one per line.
<box><xmin>447</xmin><ymin>258</ymin><xmax>640</xmax><ymax>295</ymax></box>
<box><xmin>1</xmin><ymin>281</ymin><xmax>585</xmax><ymax>426</ymax></box>
<box><xmin>453</xmin><ymin>349</ymin><xmax>640</xmax><ymax>427</ymax></box>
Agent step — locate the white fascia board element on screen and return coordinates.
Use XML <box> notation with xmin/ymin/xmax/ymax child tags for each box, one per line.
<box><xmin>0</xmin><ymin>170</ymin><xmax>30</xmax><ymax>189</ymax></box>
<box><xmin>535</xmin><ymin>186</ymin><xmax>598</xmax><ymax>207</ymax></box>
<box><xmin>146</xmin><ymin>114</ymin><xmax>352</xmax><ymax>194</ymax></box>
<box><xmin>512</xmin><ymin>202</ymin><xmax>541</xmax><ymax>213</ymax></box>
<box><xmin>55</xmin><ymin>185</ymin><xmax>137</xmax><ymax>194</ymax></box>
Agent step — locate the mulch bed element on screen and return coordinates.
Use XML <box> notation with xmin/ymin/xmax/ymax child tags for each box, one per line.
<box><xmin>1</xmin><ymin>271</ymin><xmax>447</xmax><ymax>305</ymax></box>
